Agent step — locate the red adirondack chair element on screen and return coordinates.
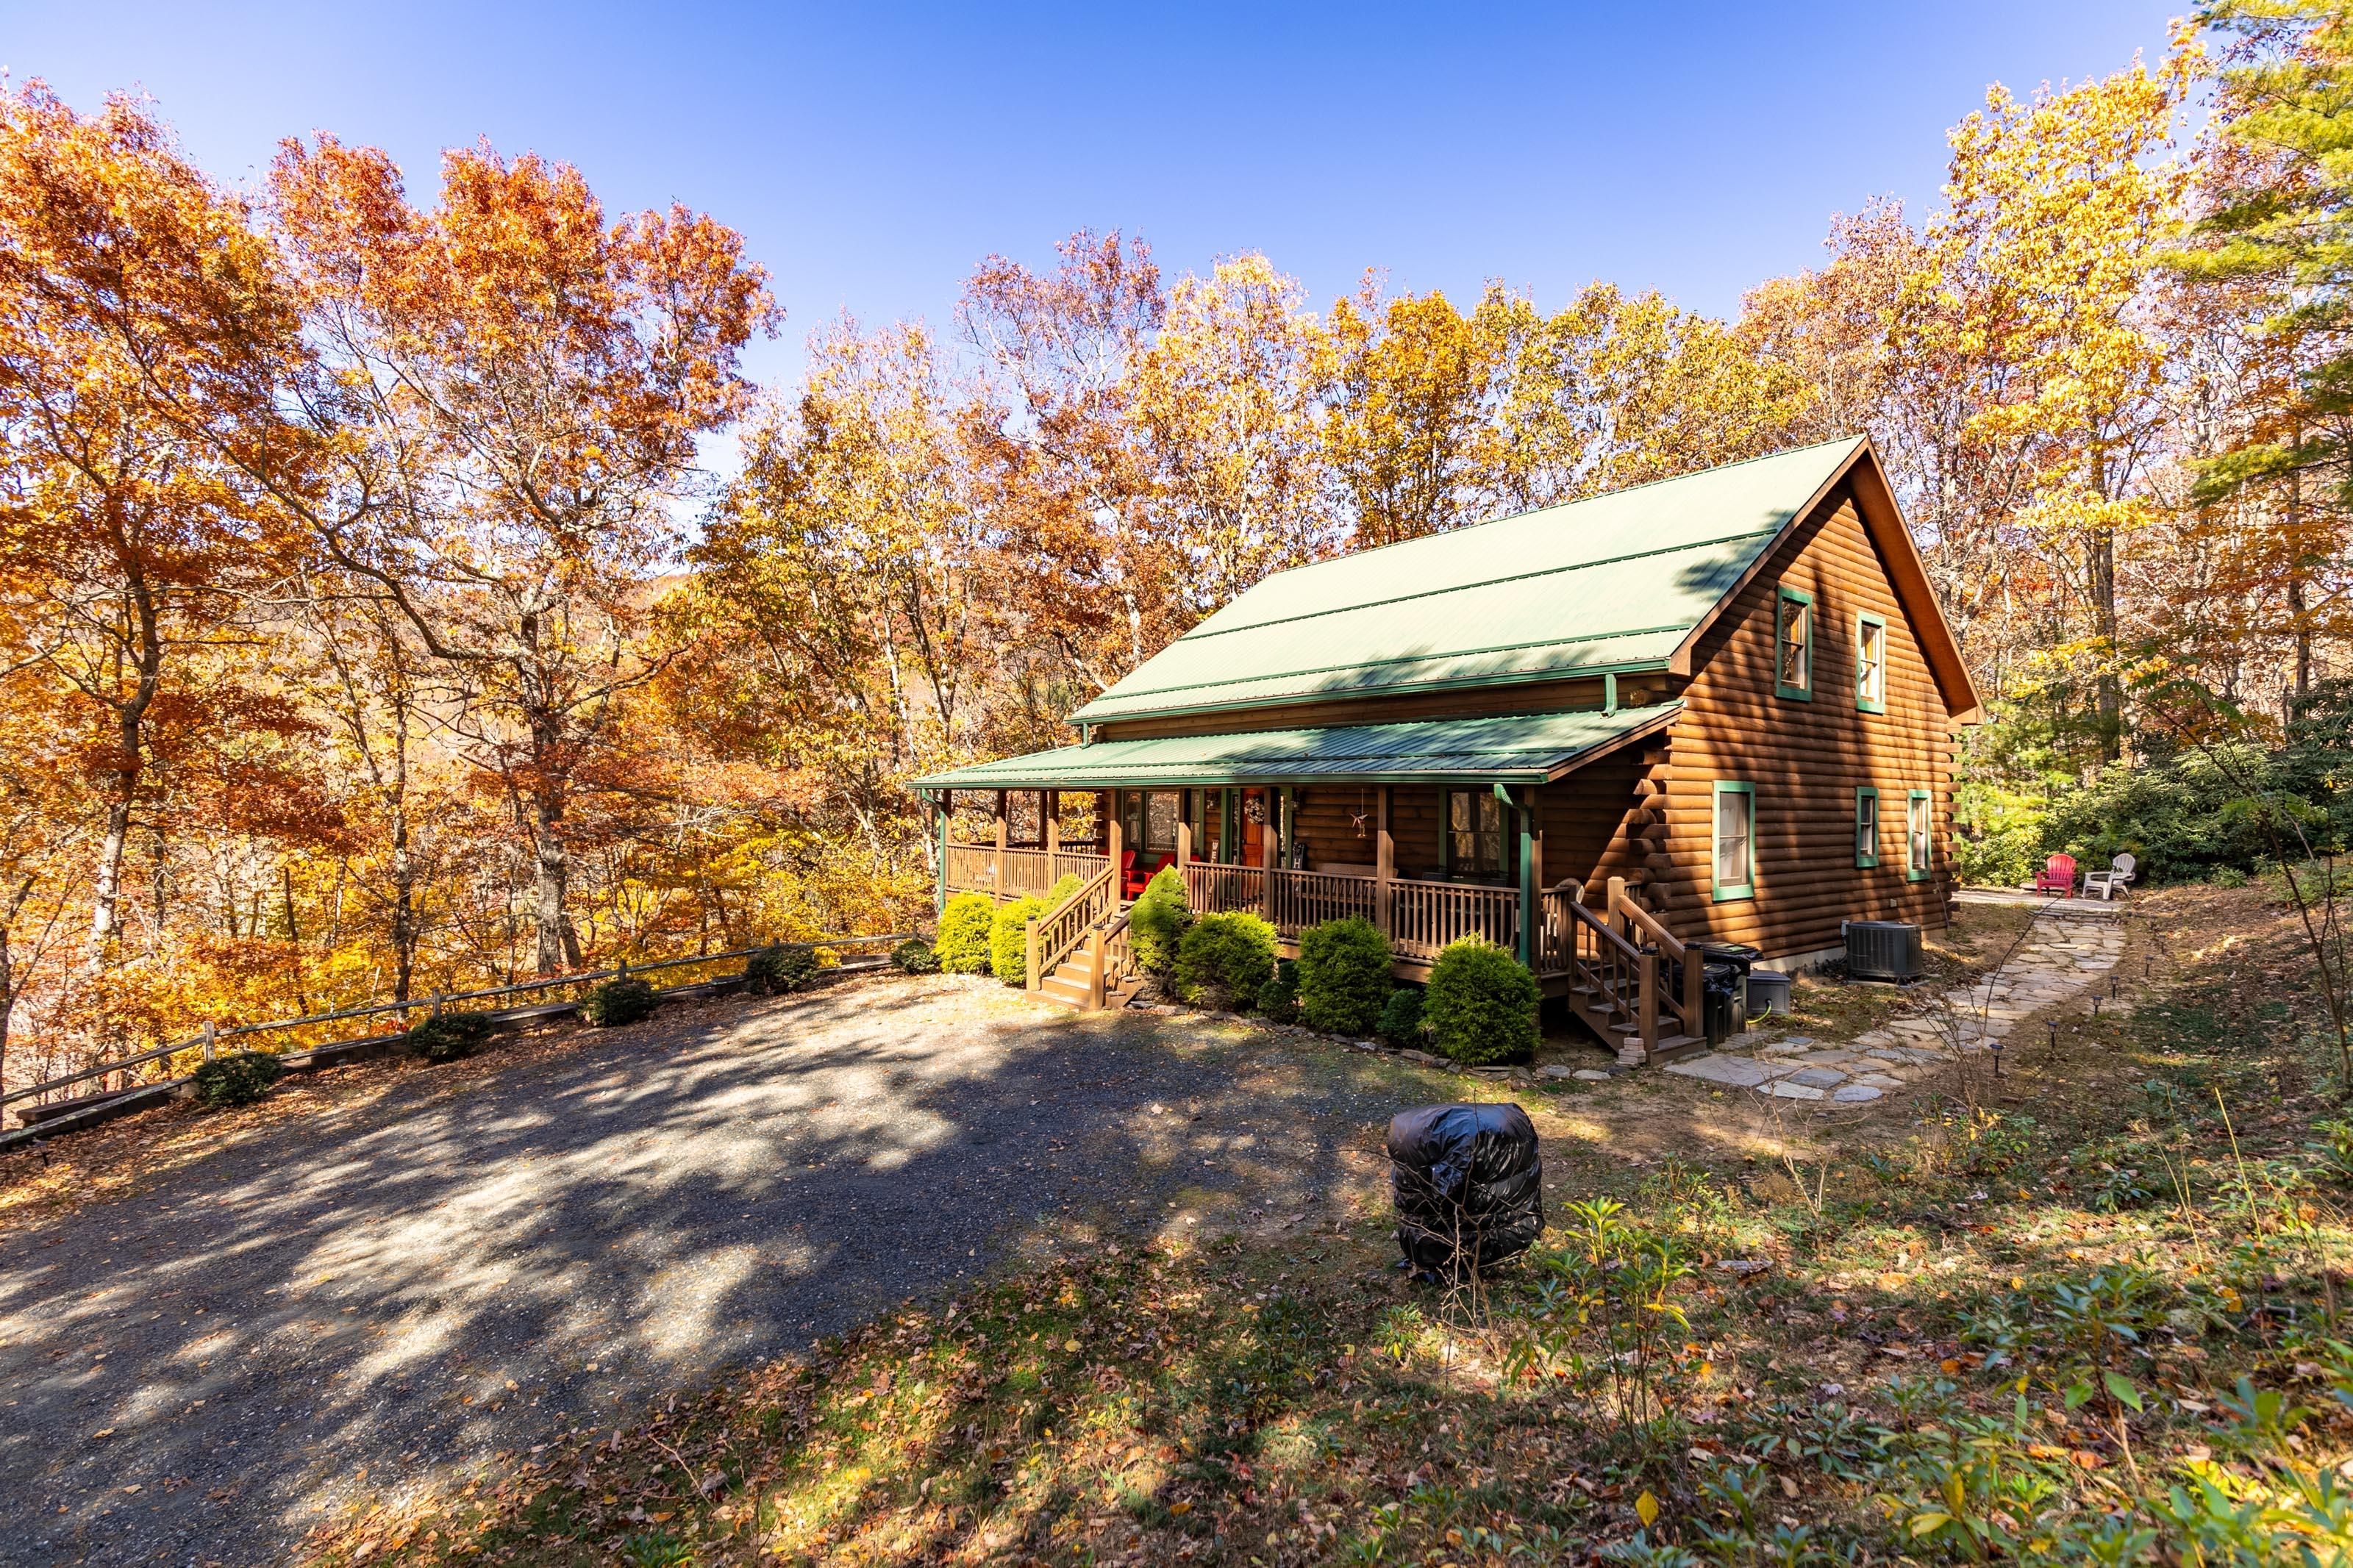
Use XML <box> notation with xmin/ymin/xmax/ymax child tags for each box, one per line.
<box><xmin>2032</xmin><ymin>853</ymin><xmax>2078</xmax><ymax>898</ymax></box>
<box><xmin>1121</xmin><ymin>851</ymin><xmax>1175</xmax><ymax>898</ymax></box>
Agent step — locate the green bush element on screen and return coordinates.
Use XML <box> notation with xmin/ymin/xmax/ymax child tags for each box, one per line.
<box><xmin>744</xmin><ymin>943</ymin><xmax>820</xmax><ymax>995</ymax></box>
<box><xmin>892</xmin><ymin>937</ymin><xmax>938</xmax><ymax>973</ymax></box>
<box><xmin>935</xmin><ymin>893</ymin><xmax>996</xmax><ymax>974</ymax></box>
<box><xmin>407</xmin><ymin>1012</ymin><xmax>497</xmax><ymax>1063</ymax></box>
<box><xmin>1424</xmin><ymin>937</ymin><xmax>1540</xmax><ymax>1065</ymax></box>
<box><xmin>1129</xmin><ymin>864</ymin><xmax>1191</xmax><ymax>975</ymax></box>
<box><xmin>584</xmin><ymin>975</ymin><xmax>659</xmax><ymax>1027</ymax></box>
<box><xmin>1042</xmin><ymin>872</ymin><xmax>1083</xmax><ymax>911</ymax></box>
<box><xmin>1296</xmin><ymin>916</ymin><xmax>1392</xmax><ymax>1035</ymax></box>
<box><xmin>990</xmin><ymin>895</ymin><xmax>1045</xmax><ymax>987</ymax></box>
<box><xmin>1377</xmin><ymin>987</ymin><xmax>1427</xmax><ymax>1048</ymax></box>
<box><xmin>1174</xmin><ymin>911</ymin><xmax>1278</xmax><ymax>1010</ymax></box>
<box><xmin>1258</xmin><ymin>959</ymin><xmax>1300</xmax><ymax>1024</ymax></box>
<box><xmin>193</xmin><ymin>1049</ymin><xmax>283</xmax><ymax>1109</ymax></box>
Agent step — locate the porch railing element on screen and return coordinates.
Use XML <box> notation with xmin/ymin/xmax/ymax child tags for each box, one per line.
<box><xmin>943</xmin><ymin>845</ymin><xmax>1110</xmax><ymax>901</ymax></box>
<box><xmin>1268</xmin><ymin>867</ymin><xmax>1377</xmax><ymax>934</ymax></box>
<box><xmin>1389</xmin><ymin>878</ymin><xmax>1519</xmax><ymax>963</ymax></box>
<box><xmin>1182</xmin><ymin>862</ymin><xmax>1268</xmax><ymax>917</ymax></box>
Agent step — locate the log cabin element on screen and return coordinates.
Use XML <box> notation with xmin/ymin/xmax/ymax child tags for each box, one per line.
<box><xmin>913</xmin><ymin>435</ymin><xmax>1980</xmax><ymax>1063</ymax></box>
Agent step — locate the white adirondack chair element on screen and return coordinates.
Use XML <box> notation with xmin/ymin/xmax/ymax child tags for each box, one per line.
<box><xmin>2082</xmin><ymin>852</ymin><xmax>2138</xmax><ymax>901</ymax></box>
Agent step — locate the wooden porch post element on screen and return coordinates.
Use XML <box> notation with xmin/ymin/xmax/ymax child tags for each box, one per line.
<box><xmin>994</xmin><ymin>790</ymin><xmax>1009</xmax><ymax>895</ymax></box>
<box><xmin>935</xmin><ymin>791</ymin><xmax>949</xmax><ymax>915</ymax></box>
<box><xmin>1516</xmin><ymin>793</ymin><xmax>1535</xmax><ymax>969</ymax></box>
<box><xmin>1260</xmin><ymin>790</ymin><xmax>1275</xmax><ymax>917</ymax></box>
<box><xmin>1176</xmin><ymin>790</ymin><xmax>1192</xmax><ymax>867</ymax></box>
<box><xmin>1105</xmin><ymin>790</ymin><xmax>1123</xmax><ymax>884</ymax></box>
<box><xmin>1607</xmin><ymin>875</ymin><xmax>1628</xmax><ymax>939</ymax></box>
<box><xmin>1375</xmin><ymin>786</ymin><xmax>1394</xmax><ymax>937</ymax></box>
<box><xmin>1046</xmin><ymin>790</ymin><xmax>1060</xmax><ymax>856</ymax></box>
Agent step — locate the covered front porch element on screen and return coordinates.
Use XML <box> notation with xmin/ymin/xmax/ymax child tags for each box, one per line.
<box><xmin>915</xmin><ymin>707</ymin><xmax>1705</xmax><ymax>1062</ymax></box>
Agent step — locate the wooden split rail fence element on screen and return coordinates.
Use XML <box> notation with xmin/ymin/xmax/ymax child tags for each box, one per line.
<box><xmin>1</xmin><ymin>930</ymin><xmax>918</xmax><ymax>1144</ymax></box>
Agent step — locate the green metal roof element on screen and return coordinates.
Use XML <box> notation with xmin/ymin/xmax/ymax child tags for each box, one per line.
<box><xmin>1070</xmin><ymin>436</ymin><xmax>1867</xmax><ymax>724</ymax></box>
<box><xmin>913</xmin><ymin>703</ymin><xmax>1681</xmax><ymax>791</ymax></box>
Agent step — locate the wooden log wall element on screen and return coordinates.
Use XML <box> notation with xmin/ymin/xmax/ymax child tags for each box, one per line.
<box><xmin>1632</xmin><ymin>484</ymin><xmax>1957</xmax><ymax>957</ymax></box>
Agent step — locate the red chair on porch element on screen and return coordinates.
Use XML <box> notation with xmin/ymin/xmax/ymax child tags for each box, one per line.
<box><xmin>1121</xmin><ymin>851</ymin><xmax>1174</xmax><ymax>898</ymax></box>
<box><xmin>2032</xmin><ymin>853</ymin><xmax>2078</xmax><ymax>898</ymax></box>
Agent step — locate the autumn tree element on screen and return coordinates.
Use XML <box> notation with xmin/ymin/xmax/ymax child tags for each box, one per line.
<box><xmin>958</xmin><ymin>230</ymin><xmax>1168</xmax><ymax>684</ymax></box>
<box><xmin>0</xmin><ymin>85</ymin><xmax>308</xmax><ymax>975</ymax></box>
<box><xmin>1909</xmin><ymin>51</ymin><xmax>2194</xmax><ymax>759</ymax></box>
<box><xmin>267</xmin><ymin>137</ymin><xmax>777</xmax><ymax>974</ymax></box>
<box><xmin>1130</xmin><ymin>255</ymin><xmax>1340</xmax><ymax>618</ymax></box>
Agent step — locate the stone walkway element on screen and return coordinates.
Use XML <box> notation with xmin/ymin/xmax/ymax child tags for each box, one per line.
<box><xmin>1663</xmin><ymin>905</ymin><xmax>2128</xmax><ymax>1103</ymax></box>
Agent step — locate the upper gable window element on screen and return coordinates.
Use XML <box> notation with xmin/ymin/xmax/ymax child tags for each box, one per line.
<box><xmin>1856</xmin><ymin>613</ymin><xmax>1887</xmax><ymax>714</ymax></box>
<box><xmin>1775</xmin><ymin>586</ymin><xmax>1813</xmax><ymax>701</ymax></box>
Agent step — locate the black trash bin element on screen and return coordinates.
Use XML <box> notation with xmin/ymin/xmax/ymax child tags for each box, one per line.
<box><xmin>1695</xmin><ymin>942</ymin><xmax>1760</xmax><ymax>1045</ymax></box>
<box><xmin>1387</xmin><ymin>1103</ymin><xmax>1544</xmax><ymax>1278</ymax></box>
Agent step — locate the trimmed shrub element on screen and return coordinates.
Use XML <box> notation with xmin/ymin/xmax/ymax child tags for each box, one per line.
<box><xmin>408</xmin><ymin>1012</ymin><xmax>498</xmax><ymax>1063</ymax></box>
<box><xmin>990</xmin><ymin>895</ymin><xmax>1046</xmax><ymax>987</ymax></box>
<box><xmin>892</xmin><ymin>937</ymin><xmax>938</xmax><ymax>973</ymax></box>
<box><xmin>1297</xmin><ymin>916</ymin><xmax>1393</xmax><ymax>1035</ymax></box>
<box><xmin>1258</xmin><ymin>959</ymin><xmax>1301</xmax><ymax>1024</ymax></box>
<box><xmin>1129</xmin><ymin>864</ymin><xmax>1191</xmax><ymax>975</ymax></box>
<box><xmin>193</xmin><ymin>1050</ymin><xmax>283</xmax><ymax>1109</ymax></box>
<box><xmin>1042</xmin><ymin>872</ymin><xmax>1084</xmax><ymax>912</ymax></box>
<box><xmin>935</xmin><ymin>893</ymin><xmax>996</xmax><ymax>975</ymax></box>
<box><xmin>1377</xmin><ymin>986</ymin><xmax>1427</xmax><ymax>1049</ymax></box>
<box><xmin>1174</xmin><ymin>912</ymin><xmax>1278</xmax><ymax>1011</ymax></box>
<box><xmin>1424</xmin><ymin>937</ymin><xmax>1540</xmax><ymax>1065</ymax></box>
<box><xmin>745</xmin><ymin>943</ymin><xmax>821</xmax><ymax>995</ymax></box>
<box><xmin>584</xmin><ymin>975</ymin><xmax>659</xmax><ymax>1027</ymax></box>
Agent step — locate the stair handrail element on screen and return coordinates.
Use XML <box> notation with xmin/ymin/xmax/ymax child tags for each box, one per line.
<box><xmin>1606</xmin><ymin>879</ymin><xmax>1702</xmax><ymax>1044</ymax></box>
<box><xmin>1088</xmin><ymin>909</ymin><xmax>1133</xmax><ymax>1009</ymax></box>
<box><xmin>1026</xmin><ymin>863</ymin><xmax>1119</xmax><ymax>992</ymax></box>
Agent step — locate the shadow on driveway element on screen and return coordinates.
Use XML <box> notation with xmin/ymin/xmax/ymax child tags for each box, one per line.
<box><xmin>0</xmin><ymin>975</ymin><xmax>1405</xmax><ymax>1567</ymax></box>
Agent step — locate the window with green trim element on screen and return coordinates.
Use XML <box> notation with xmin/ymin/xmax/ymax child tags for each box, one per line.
<box><xmin>1713</xmin><ymin>781</ymin><xmax>1754</xmax><ymax>901</ymax></box>
<box><xmin>1854</xmin><ymin>787</ymin><xmax>1879</xmax><ymax>868</ymax></box>
<box><xmin>1907</xmin><ymin>790</ymin><xmax>1932</xmax><ymax>881</ymax></box>
<box><xmin>1445</xmin><ymin>789</ymin><xmax>1507</xmax><ymax>881</ymax></box>
<box><xmin>1856</xmin><ymin>613</ymin><xmax>1886</xmax><ymax>713</ymax></box>
<box><xmin>1776</xmin><ymin>586</ymin><xmax>1813</xmax><ymax>700</ymax></box>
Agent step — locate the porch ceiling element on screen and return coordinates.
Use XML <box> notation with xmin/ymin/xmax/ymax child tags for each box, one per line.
<box><xmin>913</xmin><ymin>703</ymin><xmax>1679</xmax><ymax>792</ymax></box>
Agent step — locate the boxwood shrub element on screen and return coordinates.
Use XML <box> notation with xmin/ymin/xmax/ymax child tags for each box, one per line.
<box><xmin>1258</xmin><ymin>958</ymin><xmax>1301</xmax><ymax>1024</ymax></box>
<box><xmin>892</xmin><ymin>937</ymin><xmax>938</xmax><ymax>973</ymax></box>
<box><xmin>193</xmin><ymin>1050</ymin><xmax>284</xmax><ymax>1109</ymax></box>
<box><xmin>1377</xmin><ymin>986</ymin><xmax>1427</xmax><ymax>1049</ymax></box>
<box><xmin>1424</xmin><ymin>937</ymin><xmax>1540</xmax><ymax>1064</ymax></box>
<box><xmin>989</xmin><ymin>895</ymin><xmax>1046</xmax><ymax>987</ymax></box>
<box><xmin>745</xmin><ymin>943</ymin><xmax>821</xmax><ymax>995</ymax></box>
<box><xmin>1129</xmin><ymin>865</ymin><xmax>1191</xmax><ymax>975</ymax></box>
<box><xmin>1174</xmin><ymin>911</ymin><xmax>1278</xmax><ymax>1010</ymax></box>
<box><xmin>584</xmin><ymin>975</ymin><xmax>659</xmax><ymax>1027</ymax></box>
<box><xmin>935</xmin><ymin>893</ymin><xmax>997</xmax><ymax>975</ymax></box>
<box><xmin>1297</xmin><ymin>916</ymin><xmax>1393</xmax><ymax>1035</ymax></box>
<box><xmin>408</xmin><ymin>1011</ymin><xmax>498</xmax><ymax>1063</ymax></box>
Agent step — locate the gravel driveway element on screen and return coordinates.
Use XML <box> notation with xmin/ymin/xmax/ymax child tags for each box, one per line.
<box><xmin>0</xmin><ymin>974</ymin><xmax>1413</xmax><ymax>1567</ymax></box>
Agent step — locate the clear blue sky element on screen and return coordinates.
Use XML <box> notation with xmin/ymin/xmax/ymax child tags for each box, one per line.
<box><xmin>4</xmin><ymin>1</ymin><xmax>2178</xmax><ymax>393</ymax></box>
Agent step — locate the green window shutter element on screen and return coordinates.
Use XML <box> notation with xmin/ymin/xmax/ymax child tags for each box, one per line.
<box><xmin>1713</xmin><ymin>781</ymin><xmax>1755</xmax><ymax>902</ymax></box>
<box><xmin>1854</xmin><ymin>786</ymin><xmax>1879</xmax><ymax>869</ymax></box>
<box><xmin>1775</xmin><ymin>586</ymin><xmax>1813</xmax><ymax>701</ymax></box>
<box><xmin>1855</xmin><ymin>612</ymin><xmax>1887</xmax><ymax>714</ymax></box>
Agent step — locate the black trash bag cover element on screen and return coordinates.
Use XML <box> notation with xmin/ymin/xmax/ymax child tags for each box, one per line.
<box><xmin>1387</xmin><ymin>1102</ymin><xmax>1544</xmax><ymax>1275</ymax></box>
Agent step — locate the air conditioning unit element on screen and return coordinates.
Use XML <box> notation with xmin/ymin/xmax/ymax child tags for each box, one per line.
<box><xmin>1844</xmin><ymin>920</ymin><xmax>1922</xmax><ymax>982</ymax></box>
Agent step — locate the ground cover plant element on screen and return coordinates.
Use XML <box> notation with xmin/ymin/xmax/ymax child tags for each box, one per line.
<box><xmin>294</xmin><ymin>884</ymin><xmax>2353</xmax><ymax>1565</ymax></box>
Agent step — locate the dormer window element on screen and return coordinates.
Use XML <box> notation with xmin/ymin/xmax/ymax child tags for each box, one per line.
<box><xmin>1775</xmin><ymin>586</ymin><xmax>1813</xmax><ymax>701</ymax></box>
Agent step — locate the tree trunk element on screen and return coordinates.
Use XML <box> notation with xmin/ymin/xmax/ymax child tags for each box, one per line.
<box><xmin>87</xmin><ymin>792</ymin><xmax>133</xmax><ymax>964</ymax></box>
<box><xmin>534</xmin><ymin>786</ymin><xmax>569</xmax><ymax>977</ymax></box>
<box><xmin>389</xmin><ymin>808</ymin><xmax>416</xmax><ymax>1004</ymax></box>
<box><xmin>2088</xmin><ymin>448</ymin><xmax>2122</xmax><ymax>763</ymax></box>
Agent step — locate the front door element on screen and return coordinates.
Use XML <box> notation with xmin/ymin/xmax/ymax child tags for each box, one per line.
<box><xmin>1240</xmin><ymin>788</ymin><xmax>1266</xmax><ymax>868</ymax></box>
